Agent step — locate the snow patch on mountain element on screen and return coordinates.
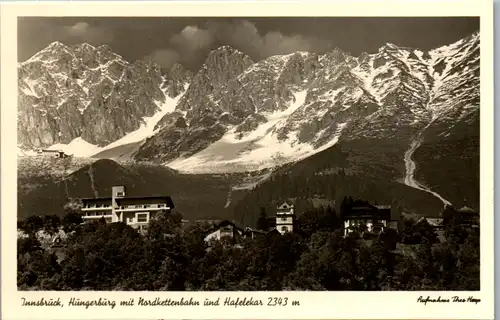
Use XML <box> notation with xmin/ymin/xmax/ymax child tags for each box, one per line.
<box><xmin>95</xmin><ymin>86</ymin><xmax>188</xmax><ymax>154</ymax></box>
<box><xmin>46</xmin><ymin>138</ymin><xmax>103</xmax><ymax>158</ymax></box>
<box><xmin>166</xmin><ymin>91</ymin><xmax>350</xmax><ymax>173</ymax></box>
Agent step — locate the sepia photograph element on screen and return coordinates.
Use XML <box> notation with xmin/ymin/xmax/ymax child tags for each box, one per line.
<box><xmin>16</xmin><ymin>15</ymin><xmax>481</xmax><ymax>291</ymax></box>
<box><xmin>0</xmin><ymin>1</ymin><xmax>494</xmax><ymax>319</ymax></box>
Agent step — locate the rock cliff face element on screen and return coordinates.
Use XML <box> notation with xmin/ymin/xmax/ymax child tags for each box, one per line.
<box><xmin>134</xmin><ymin>31</ymin><xmax>479</xmax><ymax>175</ymax></box>
<box><xmin>19</xmin><ymin>32</ymin><xmax>479</xmax><ymax>180</ymax></box>
<box><xmin>18</xmin><ymin>42</ymin><xmax>190</xmax><ymax>148</ymax></box>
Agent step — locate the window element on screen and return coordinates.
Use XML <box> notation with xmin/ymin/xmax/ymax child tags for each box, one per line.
<box><xmin>281</xmin><ymin>226</ymin><xmax>287</xmax><ymax>232</ymax></box>
<box><xmin>116</xmin><ymin>192</ymin><xmax>124</xmax><ymax>197</ymax></box>
<box><xmin>281</xmin><ymin>217</ymin><xmax>287</xmax><ymax>221</ymax></box>
<box><xmin>137</xmin><ymin>213</ymin><xmax>148</xmax><ymax>223</ymax></box>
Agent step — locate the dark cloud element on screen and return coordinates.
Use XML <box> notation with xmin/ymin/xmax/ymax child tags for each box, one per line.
<box><xmin>145</xmin><ymin>20</ymin><xmax>333</xmax><ymax>68</ymax></box>
<box><xmin>18</xmin><ymin>17</ymin><xmax>479</xmax><ymax>71</ymax></box>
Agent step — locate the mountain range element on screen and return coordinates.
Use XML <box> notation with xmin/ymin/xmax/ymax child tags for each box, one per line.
<box><xmin>17</xmin><ymin>31</ymin><xmax>480</xmax><ymax>220</ymax></box>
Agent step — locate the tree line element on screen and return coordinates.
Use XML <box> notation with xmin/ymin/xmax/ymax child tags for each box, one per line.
<box><xmin>233</xmin><ymin>169</ymin><xmax>445</xmax><ymax>228</ymax></box>
<box><xmin>17</xmin><ymin>204</ymin><xmax>479</xmax><ymax>291</ymax></box>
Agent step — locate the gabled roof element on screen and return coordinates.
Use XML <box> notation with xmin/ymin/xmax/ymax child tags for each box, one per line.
<box><xmin>457</xmin><ymin>206</ymin><xmax>478</xmax><ymax>214</ymax></box>
<box><xmin>204</xmin><ymin>220</ymin><xmax>245</xmax><ymax>235</ymax></box>
<box><xmin>277</xmin><ymin>201</ymin><xmax>294</xmax><ymax>210</ymax></box>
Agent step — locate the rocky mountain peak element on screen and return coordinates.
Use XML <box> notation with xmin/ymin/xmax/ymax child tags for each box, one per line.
<box><xmin>46</xmin><ymin>41</ymin><xmax>68</xmax><ymax>51</ymax></box>
<box><xmin>202</xmin><ymin>45</ymin><xmax>254</xmax><ymax>85</ymax></box>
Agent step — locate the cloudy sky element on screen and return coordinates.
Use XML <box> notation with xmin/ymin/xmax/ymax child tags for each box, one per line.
<box><xmin>18</xmin><ymin>17</ymin><xmax>479</xmax><ymax>71</ymax></box>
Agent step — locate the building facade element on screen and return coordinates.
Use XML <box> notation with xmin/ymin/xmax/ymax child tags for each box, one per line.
<box><xmin>204</xmin><ymin>220</ymin><xmax>245</xmax><ymax>243</ymax></box>
<box><xmin>80</xmin><ymin>186</ymin><xmax>174</xmax><ymax>228</ymax></box>
<box><xmin>342</xmin><ymin>201</ymin><xmax>396</xmax><ymax>237</ymax></box>
<box><xmin>275</xmin><ymin>202</ymin><xmax>295</xmax><ymax>234</ymax></box>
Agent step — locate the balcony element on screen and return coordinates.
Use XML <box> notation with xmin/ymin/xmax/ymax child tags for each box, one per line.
<box><xmin>115</xmin><ymin>204</ymin><xmax>169</xmax><ymax>212</ymax></box>
<box><xmin>81</xmin><ymin>204</ymin><xmax>112</xmax><ymax>211</ymax></box>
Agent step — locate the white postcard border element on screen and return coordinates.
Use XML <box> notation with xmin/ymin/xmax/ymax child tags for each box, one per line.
<box><xmin>1</xmin><ymin>1</ymin><xmax>494</xmax><ymax>319</ymax></box>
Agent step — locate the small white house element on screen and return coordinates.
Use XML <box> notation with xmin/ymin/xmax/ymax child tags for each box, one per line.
<box><xmin>204</xmin><ymin>220</ymin><xmax>244</xmax><ymax>243</ymax></box>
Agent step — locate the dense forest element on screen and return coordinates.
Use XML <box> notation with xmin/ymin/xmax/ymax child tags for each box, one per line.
<box><xmin>234</xmin><ymin>168</ymin><xmax>444</xmax><ymax>227</ymax></box>
<box><xmin>17</xmin><ymin>205</ymin><xmax>479</xmax><ymax>291</ymax></box>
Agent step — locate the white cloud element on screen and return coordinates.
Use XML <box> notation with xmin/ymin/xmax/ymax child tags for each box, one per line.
<box><xmin>143</xmin><ymin>19</ymin><xmax>330</xmax><ymax>69</ymax></box>
<box><xmin>63</xmin><ymin>21</ymin><xmax>113</xmax><ymax>44</ymax></box>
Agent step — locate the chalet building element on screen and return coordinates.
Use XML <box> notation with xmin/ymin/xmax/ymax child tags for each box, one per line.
<box><xmin>80</xmin><ymin>186</ymin><xmax>174</xmax><ymax>229</ymax></box>
<box><xmin>275</xmin><ymin>202</ymin><xmax>296</xmax><ymax>235</ymax></box>
<box><xmin>456</xmin><ymin>206</ymin><xmax>479</xmax><ymax>228</ymax></box>
<box><xmin>342</xmin><ymin>200</ymin><xmax>397</xmax><ymax>237</ymax></box>
<box><xmin>204</xmin><ymin>220</ymin><xmax>245</xmax><ymax>243</ymax></box>
<box><xmin>38</xmin><ymin>149</ymin><xmax>71</xmax><ymax>159</ymax></box>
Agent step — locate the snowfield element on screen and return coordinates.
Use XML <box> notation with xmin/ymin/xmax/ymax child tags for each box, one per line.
<box><xmin>166</xmin><ymin>91</ymin><xmax>349</xmax><ymax>173</ymax></box>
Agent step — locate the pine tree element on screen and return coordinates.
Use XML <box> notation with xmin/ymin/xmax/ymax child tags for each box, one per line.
<box><xmin>256</xmin><ymin>207</ymin><xmax>269</xmax><ymax>231</ymax></box>
<box><xmin>340</xmin><ymin>196</ymin><xmax>348</xmax><ymax>219</ymax></box>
